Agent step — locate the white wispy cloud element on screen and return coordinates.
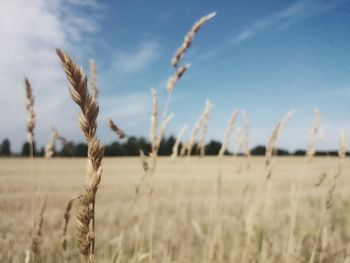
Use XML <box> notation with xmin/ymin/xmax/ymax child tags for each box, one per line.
<box><xmin>230</xmin><ymin>0</ymin><xmax>342</xmax><ymax>44</ymax></box>
<box><xmin>110</xmin><ymin>41</ymin><xmax>160</xmax><ymax>74</ymax></box>
<box><xmin>0</xmin><ymin>0</ymin><xmax>162</xmax><ymax>151</ymax></box>
<box><xmin>0</xmin><ymin>0</ymin><xmax>101</xmax><ymax>150</ymax></box>
<box><xmin>198</xmin><ymin>0</ymin><xmax>346</xmax><ymax>61</ymax></box>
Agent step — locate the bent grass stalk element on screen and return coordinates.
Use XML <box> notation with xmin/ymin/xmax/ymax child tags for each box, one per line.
<box><xmin>306</xmin><ymin>108</ymin><xmax>320</xmax><ymax>163</ymax></box>
<box><xmin>171</xmin><ymin>125</ymin><xmax>189</xmax><ymax>162</ymax></box>
<box><xmin>187</xmin><ymin>100</ymin><xmax>212</xmax><ymax>157</ymax></box>
<box><xmin>171</xmin><ymin>12</ymin><xmax>216</xmax><ymax>68</ymax></box>
<box><xmin>57</xmin><ymin>48</ymin><xmax>104</xmax><ymax>263</ymax></box>
<box><xmin>44</xmin><ymin>127</ymin><xmax>58</xmax><ymax>158</ymax></box>
<box><xmin>265</xmin><ymin>109</ymin><xmax>296</xmax><ymax>180</ymax></box>
<box><xmin>108</xmin><ymin>118</ymin><xmax>126</xmax><ymax>139</ymax></box>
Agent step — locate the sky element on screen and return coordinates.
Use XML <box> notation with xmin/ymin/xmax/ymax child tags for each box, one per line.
<box><xmin>0</xmin><ymin>0</ymin><xmax>350</xmax><ymax>152</ymax></box>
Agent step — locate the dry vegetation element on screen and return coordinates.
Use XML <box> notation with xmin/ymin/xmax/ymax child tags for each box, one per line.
<box><xmin>0</xmin><ymin>11</ymin><xmax>349</xmax><ymax>263</ymax></box>
<box><xmin>1</xmin><ymin>157</ymin><xmax>350</xmax><ymax>263</ymax></box>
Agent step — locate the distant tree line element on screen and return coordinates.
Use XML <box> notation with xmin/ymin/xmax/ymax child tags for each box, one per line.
<box><xmin>0</xmin><ymin>137</ymin><xmax>349</xmax><ymax>157</ymax></box>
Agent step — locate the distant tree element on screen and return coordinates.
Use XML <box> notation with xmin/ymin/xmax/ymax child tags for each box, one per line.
<box><xmin>39</xmin><ymin>146</ymin><xmax>45</xmax><ymax>157</ymax></box>
<box><xmin>124</xmin><ymin>137</ymin><xmax>139</xmax><ymax>156</ymax></box>
<box><xmin>105</xmin><ymin>141</ymin><xmax>124</xmax><ymax>156</ymax></box>
<box><xmin>165</xmin><ymin>136</ymin><xmax>176</xmax><ymax>155</ymax></box>
<box><xmin>21</xmin><ymin>141</ymin><xmax>37</xmax><ymax>156</ymax></box>
<box><xmin>205</xmin><ymin>140</ymin><xmax>222</xmax><ymax>155</ymax></box>
<box><xmin>138</xmin><ymin>137</ymin><xmax>151</xmax><ymax>153</ymax></box>
<box><xmin>294</xmin><ymin>150</ymin><xmax>306</xmax><ymax>156</ymax></box>
<box><xmin>275</xmin><ymin>149</ymin><xmax>290</xmax><ymax>156</ymax></box>
<box><xmin>251</xmin><ymin>145</ymin><xmax>265</xmax><ymax>156</ymax></box>
<box><xmin>158</xmin><ymin>136</ymin><xmax>176</xmax><ymax>156</ymax></box>
<box><xmin>189</xmin><ymin>143</ymin><xmax>199</xmax><ymax>156</ymax></box>
<box><xmin>75</xmin><ymin>143</ymin><xmax>88</xmax><ymax>157</ymax></box>
<box><xmin>1</xmin><ymin>139</ymin><xmax>11</xmax><ymax>155</ymax></box>
<box><xmin>59</xmin><ymin>141</ymin><xmax>76</xmax><ymax>157</ymax></box>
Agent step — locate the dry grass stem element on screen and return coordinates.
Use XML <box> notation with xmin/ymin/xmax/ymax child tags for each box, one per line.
<box><xmin>139</xmin><ymin>149</ymin><xmax>149</xmax><ymax>173</ymax></box>
<box><xmin>44</xmin><ymin>127</ymin><xmax>58</xmax><ymax>158</ymax></box>
<box><xmin>24</xmin><ymin>250</ymin><xmax>31</xmax><ymax>263</ymax></box>
<box><xmin>31</xmin><ymin>198</ymin><xmax>47</xmax><ymax>259</ymax></box>
<box><xmin>171</xmin><ymin>125</ymin><xmax>189</xmax><ymax>162</ymax></box>
<box><xmin>315</xmin><ymin>172</ymin><xmax>327</xmax><ymax>187</ymax></box>
<box><xmin>171</xmin><ymin>12</ymin><xmax>216</xmax><ymax>68</ymax></box>
<box><xmin>265</xmin><ymin>109</ymin><xmax>296</xmax><ymax>180</ymax></box>
<box><xmin>335</xmin><ymin>130</ymin><xmax>347</xmax><ymax>178</ymax></box>
<box><xmin>241</xmin><ymin>110</ymin><xmax>251</xmax><ymax>162</ymax></box>
<box><xmin>150</xmin><ymin>88</ymin><xmax>158</xmax><ymax>156</ymax></box>
<box><xmin>218</xmin><ymin>110</ymin><xmax>238</xmax><ymax>158</ymax></box>
<box><xmin>158</xmin><ymin>113</ymin><xmax>174</xmax><ymax>144</ymax></box>
<box><xmin>90</xmin><ymin>59</ymin><xmax>98</xmax><ymax>99</ymax></box>
<box><xmin>56</xmin><ymin>48</ymin><xmax>104</xmax><ymax>262</ymax></box>
<box><xmin>61</xmin><ymin>197</ymin><xmax>77</xmax><ymax>258</ymax></box>
<box><xmin>25</xmin><ymin>77</ymin><xmax>36</xmax><ymax>156</ymax></box>
<box><xmin>187</xmin><ymin>100</ymin><xmax>212</xmax><ymax>156</ymax></box>
<box><xmin>108</xmin><ymin>118</ymin><xmax>126</xmax><ymax>139</ymax></box>
<box><xmin>306</xmin><ymin>108</ymin><xmax>320</xmax><ymax>162</ymax></box>
<box><xmin>166</xmin><ymin>64</ymin><xmax>190</xmax><ymax>93</ymax></box>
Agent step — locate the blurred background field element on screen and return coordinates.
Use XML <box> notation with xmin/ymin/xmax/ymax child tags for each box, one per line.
<box><xmin>1</xmin><ymin>157</ymin><xmax>349</xmax><ymax>263</ymax></box>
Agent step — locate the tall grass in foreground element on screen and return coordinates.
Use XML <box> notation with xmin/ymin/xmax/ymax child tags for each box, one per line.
<box><xmin>57</xmin><ymin>48</ymin><xmax>104</xmax><ymax>263</ymax></box>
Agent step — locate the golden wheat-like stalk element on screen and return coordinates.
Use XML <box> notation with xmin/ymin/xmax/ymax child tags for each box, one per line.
<box><xmin>197</xmin><ymin>100</ymin><xmax>213</xmax><ymax>157</ymax></box>
<box><xmin>241</xmin><ymin>110</ymin><xmax>251</xmax><ymax>160</ymax></box>
<box><xmin>31</xmin><ymin>198</ymin><xmax>46</xmax><ymax>259</ymax></box>
<box><xmin>108</xmin><ymin>118</ymin><xmax>126</xmax><ymax>139</ymax></box>
<box><xmin>236</xmin><ymin>127</ymin><xmax>244</xmax><ymax>153</ymax></box>
<box><xmin>24</xmin><ymin>250</ymin><xmax>31</xmax><ymax>263</ymax></box>
<box><xmin>335</xmin><ymin>130</ymin><xmax>347</xmax><ymax>178</ymax></box>
<box><xmin>218</xmin><ymin>110</ymin><xmax>238</xmax><ymax>158</ymax></box>
<box><xmin>158</xmin><ymin>113</ymin><xmax>174</xmax><ymax>144</ymax></box>
<box><xmin>171</xmin><ymin>125</ymin><xmax>189</xmax><ymax>162</ymax></box>
<box><xmin>24</xmin><ymin>78</ymin><xmax>36</xmax><ymax>156</ymax></box>
<box><xmin>166</xmin><ymin>64</ymin><xmax>190</xmax><ymax>93</ymax></box>
<box><xmin>306</xmin><ymin>108</ymin><xmax>320</xmax><ymax>162</ymax></box>
<box><xmin>265</xmin><ymin>109</ymin><xmax>296</xmax><ymax>180</ymax></box>
<box><xmin>139</xmin><ymin>149</ymin><xmax>149</xmax><ymax>173</ymax></box>
<box><xmin>44</xmin><ymin>127</ymin><xmax>59</xmax><ymax>158</ymax></box>
<box><xmin>150</xmin><ymin>88</ymin><xmax>158</xmax><ymax>155</ymax></box>
<box><xmin>186</xmin><ymin>100</ymin><xmax>212</xmax><ymax>157</ymax></box>
<box><xmin>171</xmin><ymin>12</ymin><xmax>216</xmax><ymax>68</ymax></box>
<box><xmin>308</xmin><ymin>175</ymin><xmax>336</xmax><ymax>263</ymax></box>
<box><xmin>61</xmin><ymin>197</ymin><xmax>77</xmax><ymax>261</ymax></box>
<box><xmin>315</xmin><ymin>171</ymin><xmax>327</xmax><ymax>187</ymax></box>
<box><xmin>56</xmin><ymin>48</ymin><xmax>104</xmax><ymax>262</ymax></box>
<box><xmin>284</xmin><ymin>183</ymin><xmax>298</xmax><ymax>263</ymax></box>
<box><xmin>90</xmin><ymin>59</ymin><xmax>98</xmax><ymax>99</ymax></box>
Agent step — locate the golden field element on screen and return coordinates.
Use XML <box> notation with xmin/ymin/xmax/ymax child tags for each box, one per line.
<box><xmin>0</xmin><ymin>156</ymin><xmax>349</xmax><ymax>263</ymax></box>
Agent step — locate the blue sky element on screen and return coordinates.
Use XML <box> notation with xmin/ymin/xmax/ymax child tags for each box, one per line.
<box><xmin>0</xmin><ymin>0</ymin><xmax>349</xmax><ymax>151</ymax></box>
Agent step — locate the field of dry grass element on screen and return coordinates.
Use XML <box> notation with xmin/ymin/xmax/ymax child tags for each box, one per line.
<box><xmin>1</xmin><ymin>156</ymin><xmax>349</xmax><ymax>263</ymax></box>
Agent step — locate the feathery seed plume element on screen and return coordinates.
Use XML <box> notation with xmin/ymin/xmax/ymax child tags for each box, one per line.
<box><xmin>171</xmin><ymin>125</ymin><xmax>189</xmax><ymax>162</ymax></box>
<box><xmin>172</xmin><ymin>12</ymin><xmax>216</xmax><ymax>68</ymax></box>
<box><xmin>265</xmin><ymin>109</ymin><xmax>296</xmax><ymax>179</ymax></box>
<box><xmin>90</xmin><ymin>59</ymin><xmax>98</xmax><ymax>99</ymax></box>
<box><xmin>218</xmin><ymin>111</ymin><xmax>238</xmax><ymax>158</ymax></box>
<box><xmin>56</xmin><ymin>48</ymin><xmax>104</xmax><ymax>262</ymax></box>
<box><xmin>25</xmin><ymin>78</ymin><xmax>36</xmax><ymax>152</ymax></box>
<box><xmin>187</xmin><ymin>100</ymin><xmax>213</xmax><ymax>156</ymax></box>
<box><xmin>108</xmin><ymin>118</ymin><xmax>126</xmax><ymax>139</ymax></box>
<box><xmin>166</xmin><ymin>64</ymin><xmax>190</xmax><ymax>93</ymax></box>
<box><xmin>44</xmin><ymin>127</ymin><xmax>59</xmax><ymax>158</ymax></box>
